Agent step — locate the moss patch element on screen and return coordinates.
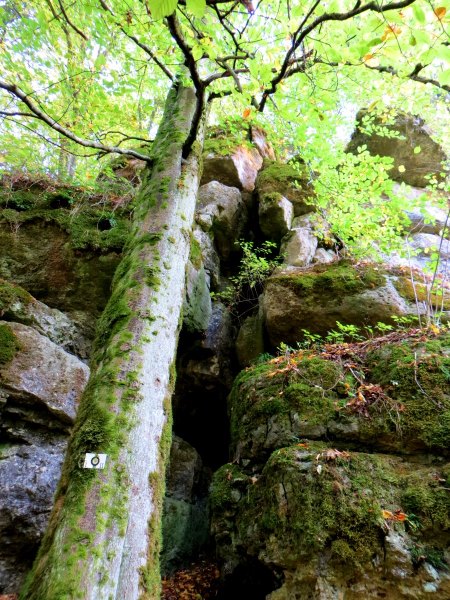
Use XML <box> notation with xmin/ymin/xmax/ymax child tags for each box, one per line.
<box><xmin>0</xmin><ymin>279</ymin><xmax>32</xmax><ymax>315</ymax></box>
<box><xmin>0</xmin><ymin>323</ymin><xmax>21</xmax><ymax>364</ymax></box>
<box><xmin>0</xmin><ymin>206</ymin><xmax>130</xmax><ymax>253</ymax></box>
<box><xmin>275</xmin><ymin>261</ymin><xmax>385</xmax><ymax>300</ymax></box>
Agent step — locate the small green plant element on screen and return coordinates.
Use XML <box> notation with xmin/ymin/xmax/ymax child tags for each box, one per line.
<box><xmin>325</xmin><ymin>322</ymin><xmax>364</xmax><ymax>344</ymax></box>
<box><xmin>213</xmin><ymin>240</ymin><xmax>281</xmax><ymax>317</ymax></box>
<box><xmin>298</xmin><ymin>329</ymin><xmax>324</xmax><ymax>349</ymax></box>
<box><xmin>391</xmin><ymin>315</ymin><xmax>418</xmax><ymax>329</ymax></box>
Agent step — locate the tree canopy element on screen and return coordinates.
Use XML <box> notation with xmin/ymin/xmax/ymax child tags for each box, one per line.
<box><xmin>1</xmin><ymin>0</ymin><xmax>449</xmax><ymax>172</ymax></box>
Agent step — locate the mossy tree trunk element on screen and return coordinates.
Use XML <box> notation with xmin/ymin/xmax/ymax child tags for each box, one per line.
<box><xmin>21</xmin><ymin>84</ymin><xmax>205</xmax><ymax>600</ymax></box>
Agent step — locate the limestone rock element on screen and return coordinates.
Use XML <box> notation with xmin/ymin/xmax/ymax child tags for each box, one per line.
<box><xmin>0</xmin><ymin>438</ymin><xmax>68</xmax><ymax>593</ymax></box>
<box><xmin>229</xmin><ymin>336</ymin><xmax>450</xmax><ymax>462</ymax></box>
<box><xmin>166</xmin><ymin>435</ymin><xmax>206</xmax><ymax>502</ymax></box>
<box><xmin>0</xmin><ymin>321</ymin><xmax>90</xmax><ymax>423</ymax></box>
<box><xmin>250</xmin><ymin>126</ymin><xmax>276</xmax><ymax>160</ymax></box>
<box><xmin>201</xmin><ymin>145</ymin><xmax>263</xmax><ymax>192</ymax></box>
<box><xmin>0</xmin><ymin>221</ymin><xmax>120</xmax><ymax>337</ymax></box>
<box><xmin>0</xmin><ymin>278</ymin><xmax>90</xmax><ymax>358</ymax></box>
<box><xmin>192</xmin><ymin>227</ymin><xmax>220</xmax><ymax>289</ymax></box>
<box><xmin>281</xmin><ymin>228</ymin><xmax>318</xmax><ymax>267</ymax></box>
<box><xmin>262</xmin><ymin>263</ymin><xmax>410</xmax><ymax>347</ymax></box>
<box><xmin>0</xmin><ymin>322</ymin><xmax>89</xmax><ymax>593</ymax></box>
<box><xmin>256</xmin><ymin>160</ymin><xmax>315</xmax><ymax>217</ymax></box>
<box><xmin>258</xmin><ymin>194</ymin><xmax>293</xmax><ymax>241</ymax></box>
<box><xmin>313</xmin><ymin>248</ymin><xmax>336</xmax><ymax>264</ymax></box>
<box><xmin>347</xmin><ymin>110</ymin><xmax>447</xmax><ymax>188</ymax></box>
<box><xmin>183</xmin><ymin>261</ymin><xmax>212</xmax><ymax>334</ymax></box>
<box><xmin>409</xmin><ymin>232</ymin><xmax>450</xmax><ymax>258</ymax></box>
<box><xmin>196</xmin><ymin>181</ymin><xmax>248</xmax><ymax>261</ymax></box>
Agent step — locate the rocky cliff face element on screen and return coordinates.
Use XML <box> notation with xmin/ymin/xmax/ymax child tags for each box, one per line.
<box><xmin>1</xmin><ymin>114</ymin><xmax>448</xmax><ymax>598</ymax></box>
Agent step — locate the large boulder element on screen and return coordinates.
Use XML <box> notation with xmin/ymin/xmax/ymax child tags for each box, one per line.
<box><xmin>262</xmin><ymin>262</ymin><xmax>425</xmax><ymax>347</ymax></box>
<box><xmin>211</xmin><ymin>445</ymin><xmax>450</xmax><ymax>600</ymax></box>
<box><xmin>280</xmin><ymin>227</ymin><xmax>318</xmax><ymax>267</ymax></box>
<box><xmin>183</xmin><ymin>261</ymin><xmax>212</xmax><ymax>334</ymax></box>
<box><xmin>228</xmin><ymin>336</ymin><xmax>450</xmax><ymax>463</ymax></box>
<box><xmin>0</xmin><ymin>278</ymin><xmax>90</xmax><ymax>358</ymax></box>
<box><xmin>0</xmin><ymin>322</ymin><xmax>89</xmax><ymax>423</ymax></box>
<box><xmin>211</xmin><ymin>334</ymin><xmax>450</xmax><ymax>598</ymax></box>
<box><xmin>347</xmin><ymin>110</ymin><xmax>447</xmax><ymax>188</ymax></box>
<box><xmin>196</xmin><ymin>181</ymin><xmax>248</xmax><ymax>261</ymax></box>
<box><xmin>0</xmin><ymin>219</ymin><xmax>120</xmax><ymax>341</ymax></box>
<box><xmin>201</xmin><ymin>144</ymin><xmax>263</xmax><ymax>192</ymax></box>
<box><xmin>258</xmin><ymin>193</ymin><xmax>293</xmax><ymax>242</ymax></box>
<box><xmin>0</xmin><ymin>321</ymin><xmax>89</xmax><ymax>593</ymax></box>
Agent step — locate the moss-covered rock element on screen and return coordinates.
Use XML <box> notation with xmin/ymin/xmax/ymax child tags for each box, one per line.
<box><xmin>228</xmin><ymin>333</ymin><xmax>450</xmax><ymax>462</ymax></box>
<box><xmin>256</xmin><ymin>159</ymin><xmax>316</xmax><ymax>217</ymax></box>
<box><xmin>211</xmin><ymin>443</ymin><xmax>450</xmax><ymax>599</ymax></box>
<box><xmin>262</xmin><ymin>262</ymin><xmax>416</xmax><ymax>347</ymax></box>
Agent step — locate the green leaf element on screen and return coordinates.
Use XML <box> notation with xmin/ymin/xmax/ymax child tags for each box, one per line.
<box><xmin>439</xmin><ymin>68</ymin><xmax>450</xmax><ymax>86</ymax></box>
<box><xmin>148</xmin><ymin>0</ymin><xmax>178</xmax><ymax>20</ymax></box>
<box><xmin>412</xmin><ymin>4</ymin><xmax>426</xmax><ymax>24</ymax></box>
<box><xmin>186</xmin><ymin>0</ymin><xmax>206</xmax><ymax>18</ymax></box>
<box><xmin>413</xmin><ymin>146</ymin><xmax>421</xmax><ymax>154</ymax></box>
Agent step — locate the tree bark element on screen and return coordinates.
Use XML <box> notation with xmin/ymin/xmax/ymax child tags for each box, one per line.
<box><xmin>21</xmin><ymin>84</ymin><xmax>205</xmax><ymax>600</ymax></box>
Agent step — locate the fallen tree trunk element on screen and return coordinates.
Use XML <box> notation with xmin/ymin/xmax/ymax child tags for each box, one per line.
<box><xmin>21</xmin><ymin>84</ymin><xmax>205</xmax><ymax>600</ymax></box>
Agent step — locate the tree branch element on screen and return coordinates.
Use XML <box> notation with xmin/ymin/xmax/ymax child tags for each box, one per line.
<box><xmin>98</xmin><ymin>0</ymin><xmax>174</xmax><ymax>81</ymax></box>
<box><xmin>57</xmin><ymin>0</ymin><xmax>89</xmax><ymax>41</ymax></box>
<box><xmin>166</xmin><ymin>14</ymin><xmax>203</xmax><ymax>93</ymax></box>
<box><xmin>0</xmin><ymin>81</ymin><xmax>154</xmax><ymax>162</ymax></box>
<box><xmin>315</xmin><ymin>58</ymin><xmax>450</xmax><ymax>93</ymax></box>
<box><xmin>258</xmin><ymin>0</ymin><xmax>418</xmax><ymax>111</ymax></box>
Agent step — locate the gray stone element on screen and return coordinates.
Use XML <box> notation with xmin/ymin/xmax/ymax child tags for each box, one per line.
<box><xmin>183</xmin><ymin>261</ymin><xmax>212</xmax><ymax>334</ymax></box>
<box><xmin>0</xmin><ymin>321</ymin><xmax>90</xmax><ymax>423</ymax></box>
<box><xmin>0</xmin><ymin>221</ymin><xmax>120</xmax><ymax>338</ymax></box>
<box><xmin>192</xmin><ymin>227</ymin><xmax>220</xmax><ymax>289</ymax></box>
<box><xmin>196</xmin><ymin>181</ymin><xmax>248</xmax><ymax>261</ymax></box>
<box><xmin>166</xmin><ymin>435</ymin><xmax>205</xmax><ymax>503</ymax></box>
<box><xmin>0</xmin><ymin>439</ymin><xmax>68</xmax><ymax>593</ymax></box>
<box><xmin>313</xmin><ymin>248</ymin><xmax>336</xmax><ymax>264</ymax></box>
<box><xmin>258</xmin><ymin>194</ymin><xmax>293</xmax><ymax>241</ymax></box>
<box><xmin>256</xmin><ymin>160</ymin><xmax>316</xmax><ymax>217</ymax></box>
<box><xmin>161</xmin><ymin>436</ymin><xmax>210</xmax><ymax>574</ymax></box>
<box><xmin>409</xmin><ymin>233</ymin><xmax>450</xmax><ymax>259</ymax></box>
<box><xmin>1</xmin><ymin>284</ymin><xmax>90</xmax><ymax>359</ymax></box>
<box><xmin>347</xmin><ymin>110</ymin><xmax>447</xmax><ymax>188</ymax></box>
<box><xmin>262</xmin><ymin>265</ymin><xmax>412</xmax><ymax>346</ymax></box>
<box><xmin>281</xmin><ymin>228</ymin><xmax>318</xmax><ymax>267</ymax></box>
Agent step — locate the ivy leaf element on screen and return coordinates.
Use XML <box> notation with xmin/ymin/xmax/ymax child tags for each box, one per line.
<box><xmin>186</xmin><ymin>0</ymin><xmax>206</xmax><ymax>18</ymax></box>
<box><xmin>148</xmin><ymin>0</ymin><xmax>178</xmax><ymax>20</ymax></box>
